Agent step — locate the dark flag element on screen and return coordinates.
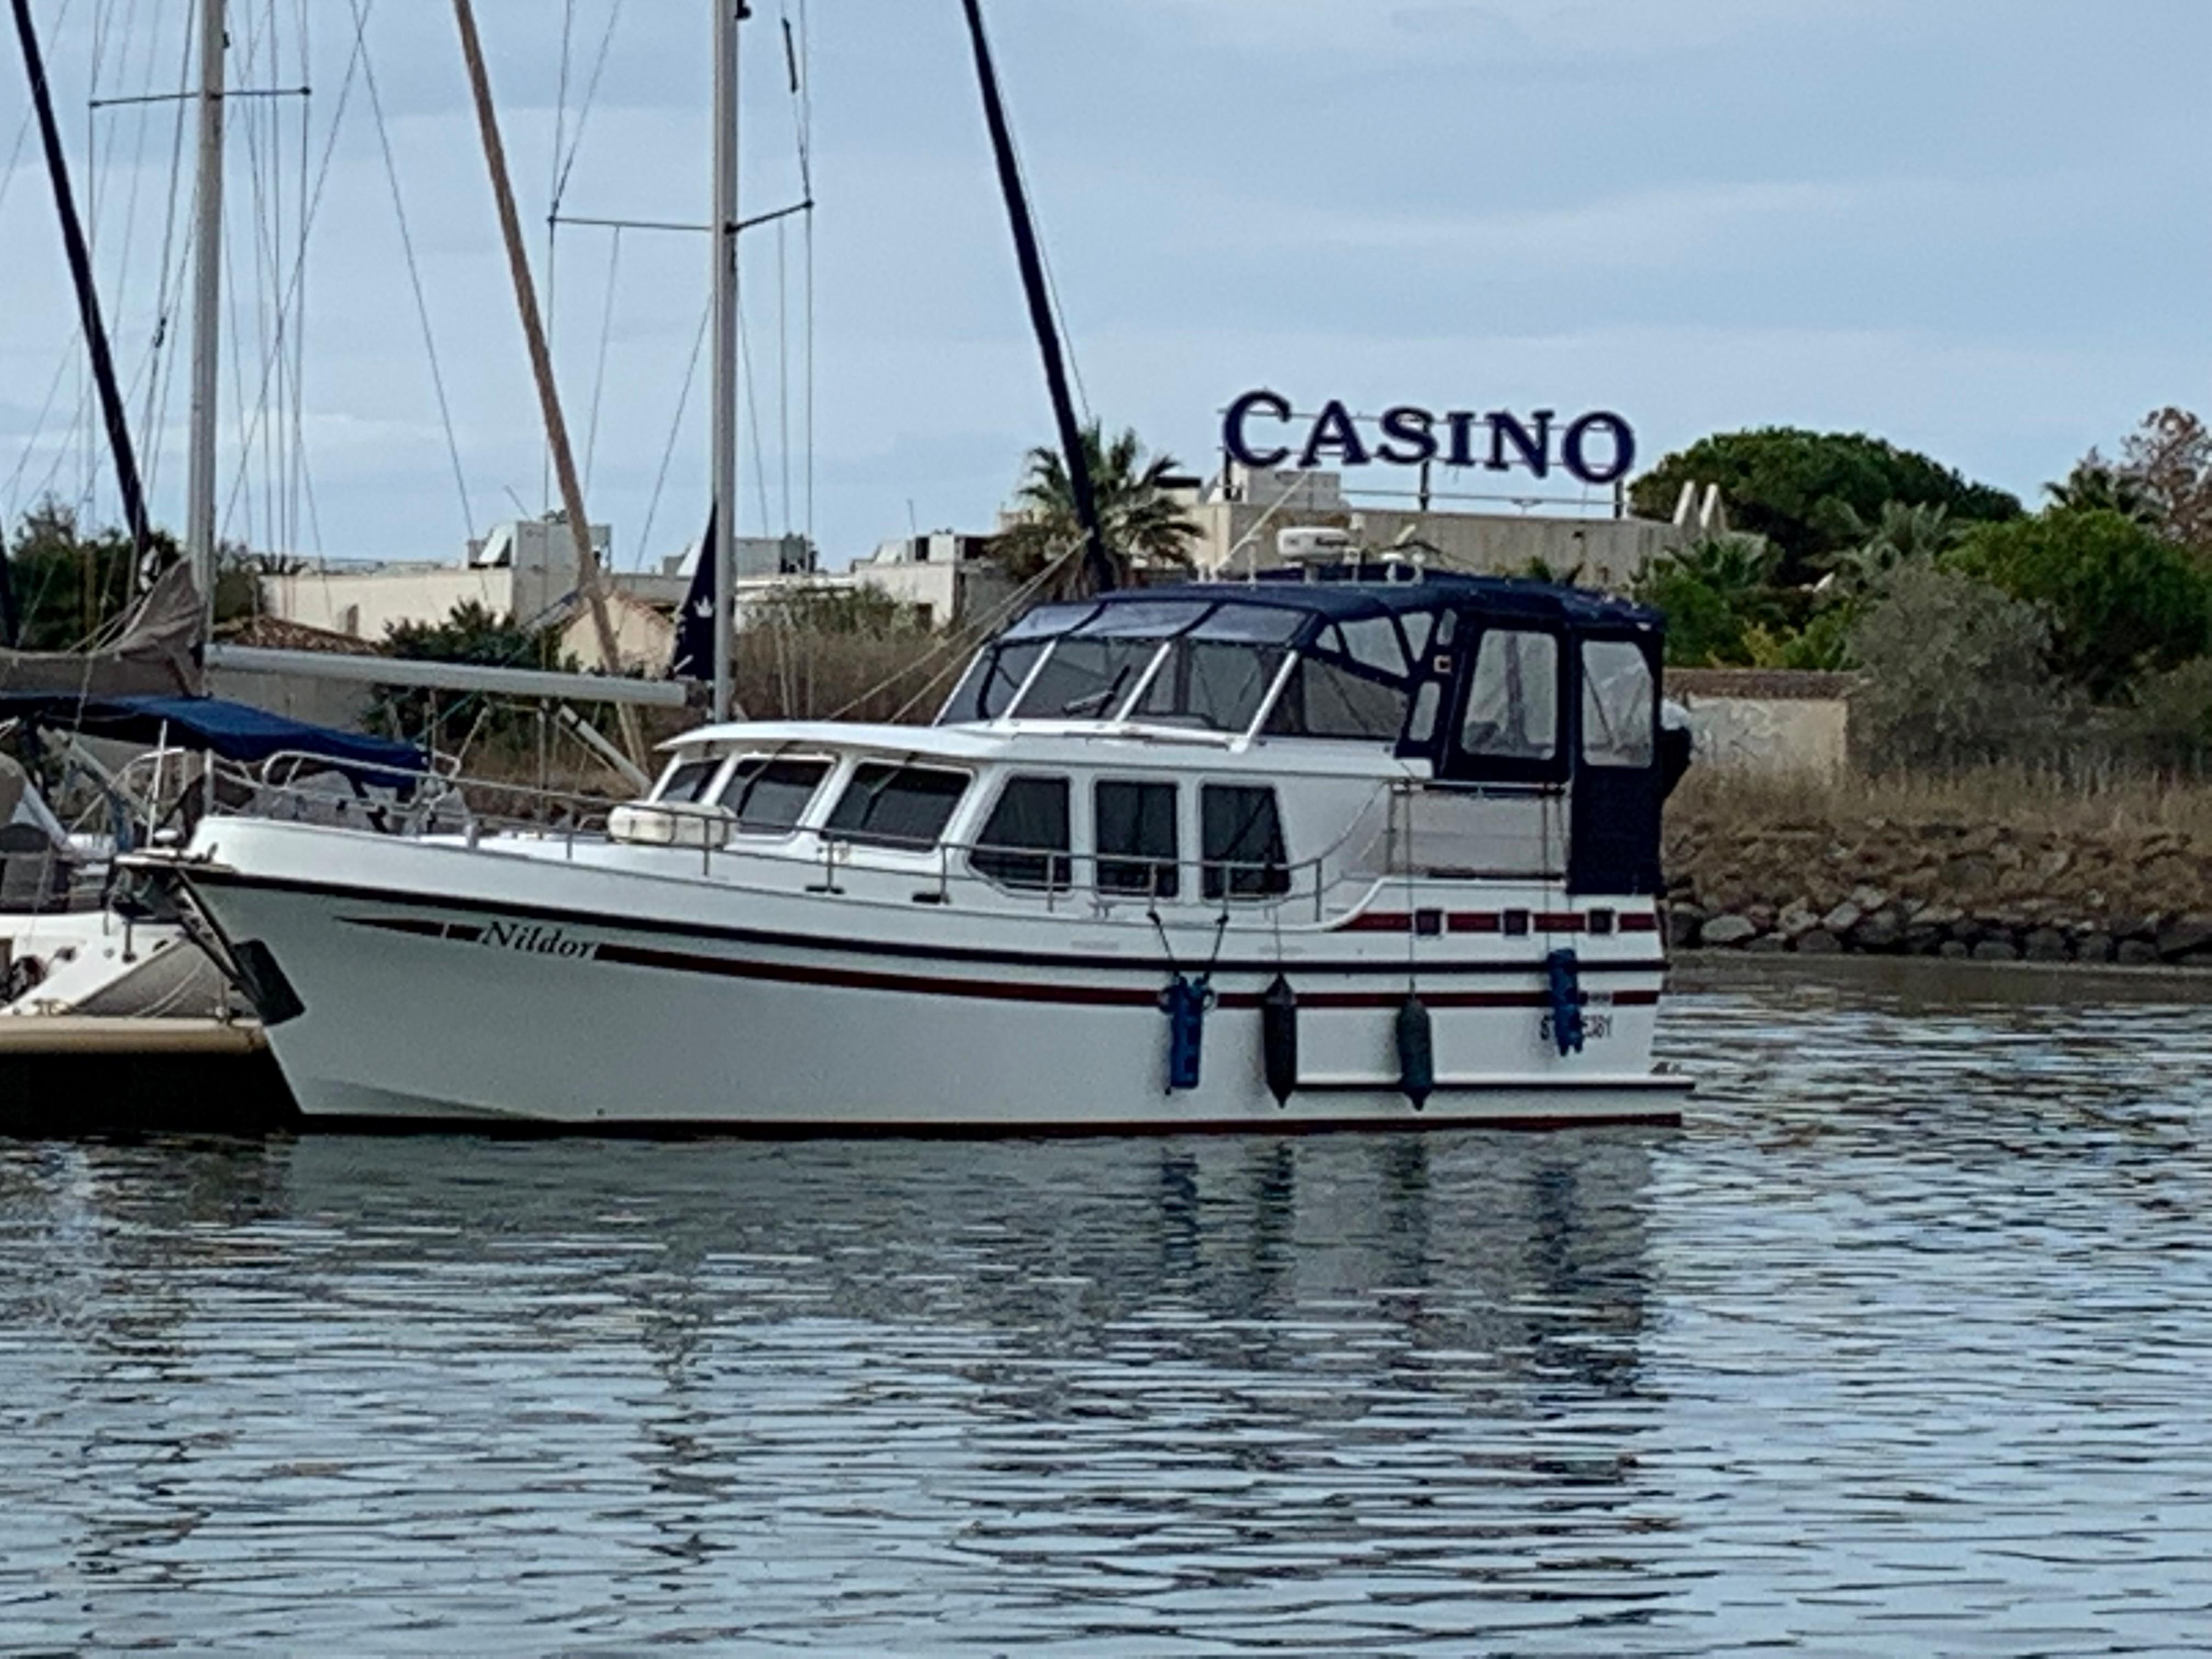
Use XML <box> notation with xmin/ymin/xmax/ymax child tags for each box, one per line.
<box><xmin>671</xmin><ymin>507</ymin><xmax>716</xmax><ymax>681</ymax></box>
<box><xmin>0</xmin><ymin>517</ymin><xmax>18</xmax><ymax>648</ymax></box>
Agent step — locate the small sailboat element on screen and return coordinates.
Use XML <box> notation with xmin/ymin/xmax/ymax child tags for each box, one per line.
<box><xmin>1</xmin><ymin>674</ymin><xmax>426</xmax><ymax>1019</ymax></box>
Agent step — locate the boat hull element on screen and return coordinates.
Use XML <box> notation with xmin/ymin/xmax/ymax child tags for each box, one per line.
<box><xmin>169</xmin><ymin>825</ymin><xmax>1687</xmax><ymax>1133</ymax></box>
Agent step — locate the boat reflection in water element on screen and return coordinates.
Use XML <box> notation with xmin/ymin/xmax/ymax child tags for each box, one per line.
<box><xmin>1</xmin><ymin>1127</ymin><xmax>1665</xmax><ymax>1649</ymax></box>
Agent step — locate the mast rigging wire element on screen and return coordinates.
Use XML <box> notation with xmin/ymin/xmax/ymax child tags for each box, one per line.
<box><xmin>636</xmin><ymin>290</ymin><xmax>714</xmax><ymax>562</ymax></box>
<box><xmin>582</xmin><ymin>223</ymin><xmax>620</xmax><ymax>495</ymax></box>
<box><xmin>215</xmin><ymin>4</ymin><xmax>367</xmax><ymax>557</ymax></box>
<box><xmin>347</xmin><ymin>0</ymin><xmax>476</xmax><ymax>543</ymax></box>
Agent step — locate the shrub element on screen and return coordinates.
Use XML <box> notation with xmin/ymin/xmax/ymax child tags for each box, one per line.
<box><xmin>1848</xmin><ymin>565</ymin><xmax>2063</xmax><ymax>771</ymax></box>
<box><xmin>2129</xmin><ymin>657</ymin><xmax>2212</xmax><ymax>776</ymax></box>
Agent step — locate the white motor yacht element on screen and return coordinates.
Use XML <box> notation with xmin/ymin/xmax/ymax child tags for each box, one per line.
<box><xmin>136</xmin><ymin>571</ymin><xmax>1691</xmax><ymax>1131</ymax></box>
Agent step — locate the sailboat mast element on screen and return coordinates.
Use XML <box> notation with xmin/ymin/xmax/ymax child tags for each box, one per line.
<box><xmin>710</xmin><ymin>1</ymin><xmax>741</xmax><ymax>723</ymax></box>
<box><xmin>9</xmin><ymin>0</ymin><xmax>155</xmax><ymax>567</ymax></box>
<box><xmin>958</xmin><ymin>0</ymin><xmax>1114</xmax><ymax>595</ymax></box>
<box><xmin>450</xmin><ymin>0</ymin><xmax>647</xmax><ymax>769</ymax></box>
<box><xmin>185</xmin><ymin>0</ymin><xmax>225</xmax><ymax>608</ymax></box>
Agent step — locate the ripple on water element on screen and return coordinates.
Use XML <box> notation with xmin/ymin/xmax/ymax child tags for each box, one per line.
<box><xmin>1</xmin><ymin>961</ymin><xmax>2210</xmax><ymax>1653</ymax></box>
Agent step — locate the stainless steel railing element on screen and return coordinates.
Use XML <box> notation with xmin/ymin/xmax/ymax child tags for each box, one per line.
<box><xmin>194</xmin><ymin>751</ymin><xmax>1559</xmax><ymax>930</ymax></box>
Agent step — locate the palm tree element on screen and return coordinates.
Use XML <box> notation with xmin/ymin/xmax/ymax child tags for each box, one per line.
<box><xmin>992</xmin><ymin>422</ymin><xmax>1202</xmax><ymax>596</ymax></box>
<box><xmin>1826</xmin><ymin>500</ymin><xmax>1959</xmax><ymax>592</ymax></box>
<box><xmin>2044</xmin><ymin>459</ymin><xmax>2158</xmax><ymax>523</ymax></box>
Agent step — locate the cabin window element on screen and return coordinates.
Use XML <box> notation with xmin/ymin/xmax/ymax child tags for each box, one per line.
<box><xmin>970</xmin><ymin>775</ymin><xmax>1072</xmax><ymax>891</ymax></box>
<box><xmin>1201</xmin><ymin>785</ymin><xmax>1290</xmax><ymax>900</ymax></box>
<box><xmin>1460</xmin><ymin>629</ymin><xmax>1559</xmax><ymax>760</ymax></box>
<box><xmin>1094</xmin><ymin>780</ymin><xmax>1180</xmax><ymax>898</ymax></box>
<box><xmin>824</xmin><ymin>763</ymin><xmax>969</xmax><ymax>848</ymax></box>
<box><xmin>719</xmin><ymin>757</ymin><xmax>830</xmax><ymax>832</ymax></box>
<box><xmin>1581</xmin><ymin>639</ymin><xmax>1655</xmax><ymax>767</ymax></box>
<box><xmin>653</xmin><ymin>757</ymin><xmax>723</xmax><ymax>803</ymax></box>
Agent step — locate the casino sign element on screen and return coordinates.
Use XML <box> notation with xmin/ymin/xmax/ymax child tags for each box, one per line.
<box><xmin>1221</xmin><ymin>390</ymin><xmax>1634</xmax><ymax>488</ymax></box>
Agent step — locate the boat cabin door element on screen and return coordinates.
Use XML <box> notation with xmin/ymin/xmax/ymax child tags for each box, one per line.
<box><xmin>1566</xmin><ymin>634</ymin><xmax>1663</xmax><ymax>895</ymax></box>
<box><xmin>1424</xmin><ymin>618</ymin><xmax>1571</xmax><ymax>879</ymax></box>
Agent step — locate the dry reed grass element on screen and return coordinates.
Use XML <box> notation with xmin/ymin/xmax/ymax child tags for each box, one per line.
<box><xmin>443</xmin><ymin>629</ymin><xmax>964</xmax><ymax>804</ymax></box>
<box><xmin>731</xmin><ymin>628</ymin><xmax>963</xmax><ymax>725</ymax></box>
<box><xmin>1673</xmin><ymin>762</ymin><xmax>2212</xmax><ymax>838</ymax></box>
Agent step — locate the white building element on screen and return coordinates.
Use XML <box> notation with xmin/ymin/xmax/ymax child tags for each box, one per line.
<box><xmin>850</xmin><ymin>532</ymin><xmax>1017</xmax><ymax>630</ymax></box>
<box><xmin>259</xmin><ymin>518</ymin><xmax>826</xmax><ymax>672</ymax></box>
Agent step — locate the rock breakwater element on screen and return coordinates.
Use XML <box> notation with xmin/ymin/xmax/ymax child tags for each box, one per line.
<box><xmin>1664</xmin><ymin>814</ymin><xmax>2212</xmax><ymax>966</ymax></box>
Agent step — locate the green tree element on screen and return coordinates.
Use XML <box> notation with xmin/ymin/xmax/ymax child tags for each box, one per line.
<box><xmin>1628</xmin><ymin>428</ymin><xmax>2019</xmax><ymax>585</ymax></box>
<box><xmin>1848</xmin><ymin>565</ymin><xmax>2061</xmax><ymax>771</ymax></box>
<box><xmin>373</xmin><ymin>601</ymin><xmax>574</xmax><ymax>750</ymax></box>
<box><xmin>1950</xmin><ymin>507</ymin><xmax>2212</xmax><ymax>700</ymax></box>
<box><xmin>992</xmin><ymin>422</ymin><xmax>1201</xmax><ymax>596</ymax></box>
<box><xmin>3</xmin><ymin>499</ymin><xmax>183</xmax><ymax>651</ymax></box>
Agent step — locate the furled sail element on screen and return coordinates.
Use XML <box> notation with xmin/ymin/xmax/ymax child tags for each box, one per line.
<box><xmin>0</xmin><ymin>563</ymin><xmax>205</xmax><ymax>698</ymax></box>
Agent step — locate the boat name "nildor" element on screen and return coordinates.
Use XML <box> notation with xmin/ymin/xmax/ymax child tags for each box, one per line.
<box><xmin>482</xmin><ymin>921</ymin><xmax>598</xmax><ymax>960</ymax></box>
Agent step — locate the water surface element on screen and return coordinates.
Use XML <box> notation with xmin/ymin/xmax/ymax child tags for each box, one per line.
<box><xmin>3</xmin><ymin>960</ymin><xmax>2209</xmax><ymax>1654</ymax></box>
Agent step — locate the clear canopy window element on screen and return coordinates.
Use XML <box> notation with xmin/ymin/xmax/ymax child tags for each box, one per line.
<box><xmin>1460</xmin><ymin>628</ymin><xmax>1559</xmax><ymax>760</ymax></box>
<box><xmin>824</xmin><ymin>763</ymin><xmax>969</xmax><ymax>848</ymax></box>
<box><xmin>1262</xmin><ymin>656</ymin><xmax>1407</xmax><ymax>741</ymax></box>
<box><xmin>1132</xmin><ymin>635</ymin><xmax>1288</xmax><ymax>730</ymax></box>
<box><xmin>1009</xmin><ymin>637</ymin><xmax>1163</xmax><ymax>720</ymax></box>
<box><xmin>939</xmin><ymin>639</ymin><xmax>1047</xmax><ymax>724</ymax></box>
<box><xmin>1581</xmin><ymin>639</ymin><xmax>1655</xmax><ymax>767</ymax></box>
<box><xmin>941</xmin><ymin>600</ymin><xmax>1308</xmax><ymax>730</ymax></box>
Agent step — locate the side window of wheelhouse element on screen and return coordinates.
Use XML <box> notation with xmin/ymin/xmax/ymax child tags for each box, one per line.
<box><xmin>971</xmin><ymin>775</ymin><xmax>1071</xmax><ymax>891</ymax></box>
<box><xmin>1201</xmin><ymin>785</ymin><xmax>1289</xmax><ymax>900</ymax></box>
<box><xmin>823</xmin><ymin>763</ymin><xmax>969</xmax><ymax>848</ymax></box>
<box><xmin>1581</xmin><ymin>639</ymin><xmax>1655</xmax><ymax>767</ymax></box>
<box><xmin>719</xmin><ymin>757</ymin><xmax>830</xmax><ymax>832</ymax></box>
<box><xmin>1460</xmin><ymin>629</ymin><xmax>1559</xmax><ymax>760</ymax></box>
<box><xmin>653</xmin><ymin>756</ymin><xmax>721</xmax><ymax>803</ymax></box>
<box><xmin>1094</xmin><ymin>780</ymin><xmax>1180</xmax><ymax>898</ymax></box>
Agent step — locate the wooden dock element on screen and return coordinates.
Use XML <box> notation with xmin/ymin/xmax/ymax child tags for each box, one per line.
<box><xmin>0</xmin><ymin>1017</ymin><xmax>298</xmax><ymax>1136</ymax></box>
<box><xmin>0</xmin><ymin>1017</ymin><xmax>267</xmax><ymax>1058</ymax></box>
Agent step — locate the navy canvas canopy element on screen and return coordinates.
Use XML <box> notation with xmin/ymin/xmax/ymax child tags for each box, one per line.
<box><xmin>0</xmin><ymin>692</ymin><xmax>426</xmax><ymax>781</ymax></box>
<box><xmin>1040</xmin><ymin>569</ymin><xmax>1661</xmax><ymax>640</ymax></box>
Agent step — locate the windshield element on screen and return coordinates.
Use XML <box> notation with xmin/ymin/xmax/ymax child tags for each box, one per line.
<box><xmin>947</xmin><ymin>599</ymin><xmax>1313</xmax><ymax>729</ymax></box>
<box><xmin>1008</xmin><ymin>637</ymin><xmax>1163</xmax><ymax>719</ymax></box>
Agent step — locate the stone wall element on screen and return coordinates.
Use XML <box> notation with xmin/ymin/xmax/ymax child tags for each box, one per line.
<box><xmin>1664</xmin><ymin>812</ymin><xmax>2212</xmax><ymax>966</ymax></box>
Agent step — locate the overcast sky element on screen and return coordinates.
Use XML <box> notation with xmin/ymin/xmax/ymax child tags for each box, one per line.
<box><xmin>2</xmin><ymin>0</ymin><xmax>2208</xmax><ymax>571</ymax></box>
